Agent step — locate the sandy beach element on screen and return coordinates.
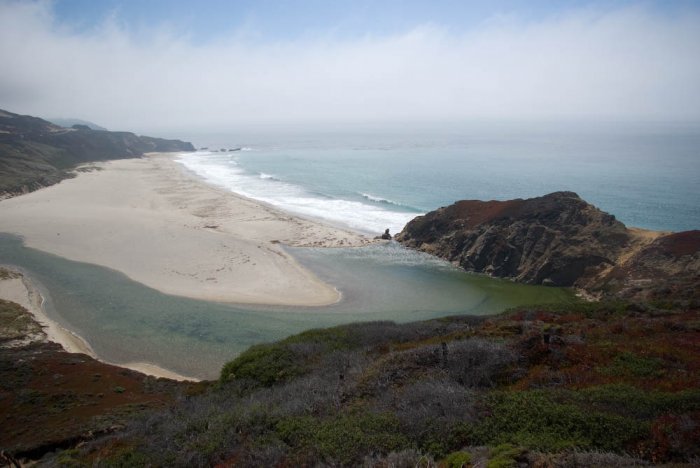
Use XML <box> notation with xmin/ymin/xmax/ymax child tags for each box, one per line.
<box><xmin>0</xmin><ymin>153</ymin><xmax>372</xmax><ymax>306</ymax></box>
<box><xmin>0</xmin><ymin>266</ymin><xmax>197</xmax><ymax>381</ymax></box>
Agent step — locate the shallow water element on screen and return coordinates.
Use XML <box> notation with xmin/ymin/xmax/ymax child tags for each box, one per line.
<box><xmin>0</xmin><ymin>234</ymin><xmax>573</xmax><ymax>379</ymax></box>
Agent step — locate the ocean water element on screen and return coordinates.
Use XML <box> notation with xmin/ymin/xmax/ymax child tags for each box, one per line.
<box><xmin>178</xmin><ymin>121</ymin><xmax>700</xmax><ymax>234</ymax></box>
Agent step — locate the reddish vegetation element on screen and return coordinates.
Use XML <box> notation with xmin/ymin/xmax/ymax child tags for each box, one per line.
<box><xmin>446</xmin><ymin>199</ymin><xmax>526</xmax><ymax>229</ymax></box>
<box><xmin>0</xmin><ymin>341</ymin><xmax>194</xmax><ymax>457</ymax></box>
<box><xmin>654</xmin><ymin>230</ymin><xmax>700</xmax><ymax>257</ymax></box>
<box><xmin>485</xmin><ymin>307</ymin><xmax>700</xmax><ymax>392</ymax></box>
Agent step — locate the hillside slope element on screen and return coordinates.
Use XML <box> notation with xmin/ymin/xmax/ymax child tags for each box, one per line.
<box><xmin>0</xmin><ymin>108</ymin><xmax>194</xmax><ymax>196</ymax></box>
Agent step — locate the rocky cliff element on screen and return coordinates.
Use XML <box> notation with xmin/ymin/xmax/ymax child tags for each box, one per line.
<box><xmin>0</xmin><ymin>108</ymin><xmax>194</xmax><ymax>196</ymax></box>
<box><xmin>396</xmin><ymin>192</ymin><xmax>698</xmax><ymax>302</ymax></box>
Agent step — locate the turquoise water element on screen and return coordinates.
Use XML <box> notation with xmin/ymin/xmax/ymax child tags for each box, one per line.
<box><xmin>179</xmin><ymin>121</ymin><xmax>700</xmax><ymax>234</ymax></box>
<box><xmin>0</xmin><ymin>234</ymin><xmax>572</xmax><ymax>379</ymax></box>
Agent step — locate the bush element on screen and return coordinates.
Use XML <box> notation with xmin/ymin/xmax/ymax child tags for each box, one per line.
<box><xmin>576</xmin><ymin>384</ymin><xmax>700</xmax><ymax>418</ymax></box>
<box><xmin>444</xmin><ymin>339</ymin><xmax>519</xmax><ymax>388</ymax></box>
<box><xmin>599</xmin><ymin>352</ymin><xmax>664</xmax><ymax>378</ymax></box>
<box><xmin>472</xmin><ymin>391</ymin><xmax>647</xmax><ymax>452</ymax></box>
<box><xmin>442</xmin><ymin>450</ymin><xmax>472</xmax><ymax>467</ymax></box>
<box><xmin>363</xmin><ymin>449</ymin><xmax>436</xmax><ymax>468</ymax></box>
<box><xmin>378</xmin><ymin>379</ymin><xmax>475</xmax><ymax>456</ymax></box>
<box><xmin>276</xmin><ymin>411</ymin><xmax>410</xmax><ymax>466</ymax></box>
<box><xmin>487</xmin><ymin>443</ymin><xmax>526</xmax><ymax>468</ymax></box>
<box><xmin>219</xmin><ymin>344</ymin><xmax>303</xmax><ymax>387</ymax></box>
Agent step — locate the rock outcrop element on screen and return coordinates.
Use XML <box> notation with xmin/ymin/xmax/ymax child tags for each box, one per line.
<box><xmin>396</xmin><ymin>192</ymin><xmax>699</xmax><ymax>301</ymax></box>
<box><xmin>0</xmin><ymin>108</ymin><xmax>194</xmax><ymax>197</ymax></box>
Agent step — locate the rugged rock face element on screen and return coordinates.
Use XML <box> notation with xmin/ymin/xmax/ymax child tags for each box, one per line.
<box><xmin>397</xmin><ymin>192</ymin><xmax>629</xmax><ymax>287</ymax></box>
<box><xmin>397</xmin><ymin>192</ymin><xmax>699</xmax><ymax>301</ymax></box>
<box><xmin>0</xmin><ymin>108</ymin><xmax>194</xmax><ymax>196</ymax></box>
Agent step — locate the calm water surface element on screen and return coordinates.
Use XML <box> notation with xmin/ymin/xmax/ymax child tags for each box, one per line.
<box><xmin>0</xmin><ymin>234</ymin><xmax>573</xmax><ymax>379</ymax></box>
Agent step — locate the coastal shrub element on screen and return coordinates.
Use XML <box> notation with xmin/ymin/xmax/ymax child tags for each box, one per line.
<box><xmin>599</xmin><ymin>352</ymin><xmax>664</xmax><ymax>378</ymax></box>
<box><xmin>376</xmin><ymin>379</ymin><xmax>475</xmax><ymax>456</ymax></box>
<box><xmin>101</xmin><ymin>446</ymin><xmax>152</xmax><ymax>468</ymax></box>
<box><xmin>282</xmin><ymin>319</ymin><xmax>483</xmax><ymax>355</ymax></box>
<box><xmin>528</xmin><ymin>450</ymin><xmax>651</xmax><ymax>467</ymax></box>
<box><xmin>358</xmin><ymin>338</ymin><xmax>516</xmax><ymax>397</ymax></box>
<box><xmin>275</xmin><ymin>411</ymin><xmax>410</xmax><ymax>466</ymax></box>
<box><xmin>576</xmin><ymin>384</ymin><xmax>700</xmax><ymax>418</ymax></box>
<box><xmin>471</xmin><ymin>390</ymin><xmax>647</xmax><ymax>452</ymax></box>
<box><xmin>282</xmin><ymin>325</ymin><xmax>357</xmax><ymax>350</ymax></box>
<box><xmin>442</xmin><ymin>450</ymin><xmax>472</xmax><ymax>467</ymax></box>
<box><xmin>363</xmin><ymin>449</ymin><xmax>436</xmax><ymax>467</ymax></box>
<box><xmin>486</xmin><ymin>443</ymin><xmax>527</xmax><ymax>468</ymax></box>
<box><xmin>219</xmin><ymin>343</ymin><xmax>303</xmax><ymax>387</ymax></box>
<box><xmin>444</xmin><ymin>339</ymin><xmax>519</xmax><ymax>388</ymax></box>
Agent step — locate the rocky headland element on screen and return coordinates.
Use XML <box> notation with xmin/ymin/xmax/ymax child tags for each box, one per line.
<box><xmin>0</xmin><ymin>108</ymin><xmax>194</xmax><ymax>197</ymax></box>
<box><xmin>396</xmin><ymin>191</ymin><xmax>699</xmax><ymax>303</ymax></box>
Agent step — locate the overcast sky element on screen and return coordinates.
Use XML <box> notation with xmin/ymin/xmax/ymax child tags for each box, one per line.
<box><xmin>1</xmin><ymin>0</ymin><xmax>699</xmax><ymax>133</ymax></box>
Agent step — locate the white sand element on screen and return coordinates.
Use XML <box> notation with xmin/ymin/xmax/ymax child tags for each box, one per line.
<box><xmin>0</xmin><ymin>153</ymin><xmax>372</xmax><ymax>305</ymax></box>
<box><xmin>0</xmin><ymin>266</ymin><xmax>196</xmax><ymax>381</ymax></box>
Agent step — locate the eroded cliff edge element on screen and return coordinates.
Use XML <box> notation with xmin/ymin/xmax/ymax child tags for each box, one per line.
<box><xmin>396</xmin><ymin>191</ymin><xmax>699</xmax><ymax>303</ymax></box>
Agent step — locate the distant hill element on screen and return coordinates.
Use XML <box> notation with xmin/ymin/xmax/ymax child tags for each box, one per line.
<box><xmin>46</xmin><ymin>117</ymin><xmax>108</xmax><ymax>131</ymax></box>
<box><xmin>0</xmin><ymin>108</ymin><xmax>194</xmax><ymax>197</ymax></box>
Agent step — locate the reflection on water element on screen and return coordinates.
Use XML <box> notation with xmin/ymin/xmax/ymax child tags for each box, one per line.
<box><xmin>0</xmin><ymin>234</ymin><xmax>573</xmax><ymax>379</ymax></box>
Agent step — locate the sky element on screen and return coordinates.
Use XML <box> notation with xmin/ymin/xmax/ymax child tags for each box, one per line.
<box><xmin>1</xmin><ymin>0</ymin><xmax>699</xmax><ymax>133</ymax></box>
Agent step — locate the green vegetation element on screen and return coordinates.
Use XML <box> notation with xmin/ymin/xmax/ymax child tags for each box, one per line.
<box><xmin>442</xmin><ymin>450</ymin><xmax>472</xmax><ymax>467</ymax></box>
<box><xmin>276</xmin><ymin>412</ymin><xmax>409</xmax><ymax>465</ymax></box>
<box><xmin>9</xmin><ymin>300</ymin><xmax>700</xmax><ymax>466</ymax></box>
<box><xmin>219</xmin><ymin>343</ymin><xmax>305</xmax><ymax>387</ymax></box>
<box><xmin>471</xmin><ymin>390</ymin><xmax>647</xmax><ymax>451</ymax></box>
<box><xmin>486</xmin><ymin>444</ymin><xmax>526</xmax><ymax>468</ymax></box>
<box><xmin>599</xmin><ymin>351</ymin><xmax>664</xmax><ymax>378</ymax></box>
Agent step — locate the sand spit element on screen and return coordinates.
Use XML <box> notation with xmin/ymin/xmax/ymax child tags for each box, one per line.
<box><xmin>0</xmin><ymin>153</ymin><xmax>372</xmax><ymax>306</ymax></box>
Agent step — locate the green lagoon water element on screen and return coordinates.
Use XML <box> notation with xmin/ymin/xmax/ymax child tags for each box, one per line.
<box><xmin>0</xmin><ymin>234</ymin><xmax>572</xmax><ymax>379</ymax></box>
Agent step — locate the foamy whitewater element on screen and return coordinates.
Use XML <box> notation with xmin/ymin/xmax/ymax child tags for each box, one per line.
<box><xmin>176</xmin><ymin>122</ymin><xmax>700</xmax><ymax>235</ymax></box>
<box><xmin>178</xmin><ymin>150</ymin><xmax>420</xmax><ymax>234</ymax></box>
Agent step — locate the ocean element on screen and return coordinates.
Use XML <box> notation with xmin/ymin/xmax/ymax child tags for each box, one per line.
<box><xmin>177</xmin><ymin>121</ymin><xmax>700</xmax><ymax>234</ymax></box>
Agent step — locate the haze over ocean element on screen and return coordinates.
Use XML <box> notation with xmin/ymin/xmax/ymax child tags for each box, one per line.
<box><xmin>178</xmin><ymin>121</ymin><xmax>700</xmax><ymax>235</ymax></box>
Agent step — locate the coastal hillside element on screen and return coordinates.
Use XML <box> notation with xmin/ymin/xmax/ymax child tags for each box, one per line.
<box><xmin>13</xmin><ymin>299</ymin><xmax>698</xmax><ymax>466</ymax></box>
<box><xmin>396</xmin><ymin>192</ymin><xmax>699</xmax><ymax>302</ymax></box>
<box><xmin>0</xmin><ymin>288</ymin><xmax>195</xmax><ymax>462</ymax></box>
<box><xmin>0</xmin><ymin>109</ymin><xmax>194</xmax><ymax>197</ymax></box>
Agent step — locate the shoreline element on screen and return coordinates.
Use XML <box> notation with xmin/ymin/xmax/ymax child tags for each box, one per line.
<box><xmin>0</xmin><ymin>152</ymin><xmax>373</xmax><ymax>306</ymax></box>
<box><xmin>0</xmin><ymin>265</ymin><xmax>198</xmax><ymax>381</ymax></box>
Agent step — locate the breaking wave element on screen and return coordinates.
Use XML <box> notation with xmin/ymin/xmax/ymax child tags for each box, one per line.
<box><xmin>176</xmin><ymin>151</ymin><xmax>420</xmax><ymax>235</ymax></box>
